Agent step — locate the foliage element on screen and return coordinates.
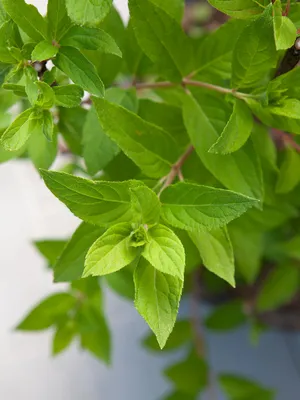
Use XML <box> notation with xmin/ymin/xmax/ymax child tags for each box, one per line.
<box><xmin>2</xmin><ymin>0</ymin><xmax>300</xmax><ymax>397</ymax></box>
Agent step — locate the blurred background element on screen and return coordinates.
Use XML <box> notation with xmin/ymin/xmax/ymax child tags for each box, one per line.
<box><xmin>1</xmin><ymin>1</ymin><xmax>300</xmax><ymax>399</ymax></box>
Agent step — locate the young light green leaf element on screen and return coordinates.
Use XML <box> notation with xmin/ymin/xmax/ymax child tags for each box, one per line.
<box><xmin>160</xmin><ymin>182</ymin><xmax>257</xmax><ymax>233</ymax></box>
<box><xmin>232</xmin><ymin>5</ymin><xmax>276</xmax><ymax>89</ymax></box>
<box><xmin>47</xmin><ymin>0</ymin><xmax>72</xmax><ymax>41</ymax></box>
<box><xmin>256</xmin><ymin>265</ymin><xmax>300</xmax><ymax>312</ymax></box>
<box><xmin>82</xmin><ymin>106</ymin><xmax>119</xmax><ymax>175</ymax></box>
<box><xmin>2</xmin><ymin>0</ymin><xmax>48</xmax><ymax>42</ymax></box>
<box><xmin>142</xmin><ymin>225</ymin><xmax>185</xmax><ymax>281</ymax></box>
<box><xmin>93</xmin><ymin>97</ymin><xmax>179</xmax><ymax>178</ymax></box>
<box><xmin>273</xmin><ymin>0</ymin><xmax>296</xmax><ymax>50</ymax></box>
<box><xmin>130</xmin><ymin>185</ymin><xmax>161</xmax><ymax>225</ymax></box>
<box><xmin>54</xmin><ymin>222</ymin><xmax>105</xmax><ymax>282</ymax></box>
<box><xmin>209</xmin><ymin>99</ymin><xmax>253</xmax><ymax>154</ymax></box>
<box><xmin>52</xmin><ymin>321</ymin><xmax>77</xmax><ymax>355</ymax></box>
<box><xmin>219</xmin><ymin>374</ymin><xmax>275</xmax><ymax>400</ymax></box>
<box><xmin>182</xmin><ymin>93</ymin><xmax>263</xmax><ymax>201</ymax></box>
<box><xmin>17</xmin><ymin>293</ymin><xmax>76</xmax><ymax>331</ymax></box>
<box><xmin>53</xmin><ymin>85</ymin><xmax>84</xmax><ymax>108</ymax></box>
<box><xmin>128</xmin><ymin>0</ymin><xmax>194</xmax><ymax>82</ymax></box>
<box><xmin>32</xmin><ymin>41</ymin><xmax>58</xmax><ymax>62</ymax></box>
<box><xmin>276</xmin><ymin>147</ymin><xmax>300</xmax><ymax>194</ymax></box>
<box><xmin>134</xmin><ymin>257</ymin><xmax>183</xmax><ymax>349</ymax></box>
<box><xmin>65</xmin><ymin>0</ymin><xmax>112</xmax><ymax>27</ymax></box>
<box><xmin>54</xmin><ymin>46</ymin><xmax>104</xmax><ymax>97</ymax></box>
<box><xmin>83</xmin><ymin>223</ymin><xmax>138</xmax><ymax>278</ymax></box>
<box><xmin>189</xmin><ymin>227</ymin><xmax>235</xmax><ymax>287</ymax></box>
<box><xmin>40</xmin><ymin>170</ymin><xmax>142</xmax><ymax>226</ymax></box>
<box><xmin>208</xmin><ymin>0</ymin><xmax>264</xmax><ymax>19</ymax></box>
<box><xmin>1</xmin><ymin>108</ymin><xmax>36</xmax><ymax>151</ymax></box>
<box><xmin>60</xmin><ymin>26</ymin><xmax>122</xmax><ymax>57</ymax></box>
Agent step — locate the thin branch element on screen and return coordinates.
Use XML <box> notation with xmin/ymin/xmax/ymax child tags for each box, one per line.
<box><xmin>183</xmin><ymin>78</ymin><xmax>255</xmax><ymax>100</ymax></box>
<box><xmin>158</xmin><ymin>145</ymin><xmax>194</xmax><ymax>197</ymax></box>
<box><xmin>283</xmin><ymin>0</ymin><xmax>291</xmax><ymax>16</ymax></box>
<box><xmin>135</xmin><ymin>81</ymin><xmax>176</xmax><ymax>90</ymax></box>
<box><xmin>272</xmin><ymin>129</ymin><xmax>300</xmax><ymax>153</ymax></box>
<box><xmin>134</xmin><ymin>78</ymin><xmax>255</xmax><ymax>100</ymax></box>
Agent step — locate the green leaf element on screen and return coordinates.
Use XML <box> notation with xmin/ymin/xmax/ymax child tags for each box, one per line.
<box><xmin>189</xmin><ymin>227</ymin><xmax>235</xmax><ymax>287</ymax></box>
<box><xmin>105</xmin><ymin>268</ymin><xmax>135</xmax><ymax>300</ymax></box>
<box><xmin>65</xmin><ymin>0</ymin><xmax>112</xmax><ymax>27</ymax></box>
<box><xmin>231</xmin><ymin>5</ymin><xmax>276</xmax><ymax>89</ymax></box>
<box><xmin>281</xmin><ymin>236</ymin><xmax>300</xmax><ymax>260</ymax></box>
<box><xmin>276</xmin><ymin>147</ymin><xmax>300</xmax><ymax>194</ymax></box>
<box><xmin>83</xmin><ymin>223</ymin><xmax>138</xmax><ymax>278</ymax></box>
<box><xmin>256</xmin><ymin>265</ymin><xmax>300</xmax><ymax>312</ymax></box>
<box><xmin>194</xmin><ymin>19</ymin><xmax>247</xmax><ymax>80</ymax></box>
<box><xmin>229</xmin><ymin>220</ymin><xmax>264</xmax><ymax>284</ymax></box>
<box><xmin>78</xmin><ymin>304</ymin><xmax>111</xmax><ymax>364</ymax></box>
<box><xmin>164</xmin><ymin>352</ymin><xmax>208</xmax><ymax>396</ymax></box>
<box><xmin>2</xmin><ymin>0</ymin><xmax>48</xmax><ymax>42</ymax></box>
<box><xmin>53</xmin><ymin>85</ymin><xmax>84</xmax><ymax>108</ymax></box>
<box><xmin>205</xmin><ymin>300</ymin><xmax>246</xmax><ymax>331</ymax></box>
<box><xmin>60</xmin><ymin>26</ymin><xmax>121</xmax><ymax>57</ymax></box>
<box><xmin>160</xmin><ymin>182</ymin><xmax>257</xmax><ymax>233</ymax></box>
<box><xmin>40</xmin><ymin>170</ymin><xmax>144</xmax><ymax>226</ymax></box>
<box><xmin>47</xmin><ymin>0</ymin><xmax>72</xmax><ymax>41</ymax></box>
<box><xmin>138</xmin><ymin>99</ymin><xmax>189</xmax><ymax>149</ymax></box>
<box><xmin>54</xmin><ymin>222</ymin><xmax>104</xmax><ymax>282</ymax></box>
<box><xmin>219</xmin><ymin>374</ymin><xmax>275</xmax><ymax>400</ymax></box>
<box><xmin>34</xmin><ymin>240</ymin><xmax>67</xmax><ymax>266</ymax></box>
<box><xmin>208</xmin><ymin>0</ymin><xmax>264</xmax><ymax>19</ymax></box>
<box><xmin>273</xmin><ymin>0</ymin><xmax>296</xmax><ymax>50</ymax></box>
<box><xmin>52</xmin><ymin>321</ymin><xmax>77</xmax><ymax>355</ymax></box>
<box><xmin>58</xmin><ymin>106</ymin><xmax>87</xmax><ymax>155</ymax></box>
<box><xmin>41</xmin><ymin>109</ymin><xmax>54</xmax><ymax>141</ymax></box>
<box><xmin>163</xmin><ymin>392</ymin><xmax>196</xmax><ymax>400</ymax></box>
<box><xmin>128</xmin><ymin>0</ymin><xmax>194</xmax><ymax>82</ymax></box>
<box><xmin>1</xmin><ymin>108</ymin><xmax>36</xmax><ymax>151</ymax></box>
<box><xmin>134</xmin><ymin>257</ymin><xmax>183</xmax><ymax>349</ymax></box>
<box><xmin>143</xmin><ymin>320</ymin><xmax>191</xmax><ymax>352</ymax></box>
<box><xmin>130</xmin><ymin>185</ymin><xmax>161</xmax><ymax>225</ymax></box>
<box><xmin>17</xmin><ymin>293</ymin><xmax>76</xmax><ymax>331</ymax></box>
<box><xmin>209</xmin><ymin>99</ymin><xmax>253</xmax><ymax>154</ymax></box>
<box><xmin>33</xmin><ymin>82</ymin><xmax>55</xmax><ymax>109</ymax></box>
<box><xmin>32</xmin><ymin>41</ymin><xmax>58</xmax><ymax>62</ymax></box>
<box><xmin>182</xmin><ymin>93</ymin><xmax>263</xmax><ymax>201</ymax></box>
<box><xmin>82</xmin><ymin>106</ymin><xmax>119</xmax><ymax>175</ymax></box>
<box><xmin>54</xmin><ymin>46</ymin><xmax>104</xmax><ymax>97</ymax></box>
<box><xmin>28</xmin><ymin>126</ymin><xmax>57</xmax><ymax>169</ymax></box>
<box><xmin>93</xmin><ymin>97</ymin><xmax>179</xmax><ymax>178</ymax></box>
<box><xmin>149</xmin><ymin>0</ymin><xmax>184</xmax><ymax>22</ymax></box>
<box><xmin>142</xmin><ymin>225</ymin><xmax>185</xmax><ymax>281</ymax></box>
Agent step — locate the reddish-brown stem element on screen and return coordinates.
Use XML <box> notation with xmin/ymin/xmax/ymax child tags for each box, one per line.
<box><xmin>158</xmin><ymin>145</ymin><xmax>194</xmax><ymax>197</ymax></box>
<box><xmin>283</xmin><ymin>0</ymin><xmax>291</xmax><ymax>16</ymax></box>
<box><xmin>272</xmin><ymin>129</ymin><xmax>300</xmax><ymax>152</ymax></box>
